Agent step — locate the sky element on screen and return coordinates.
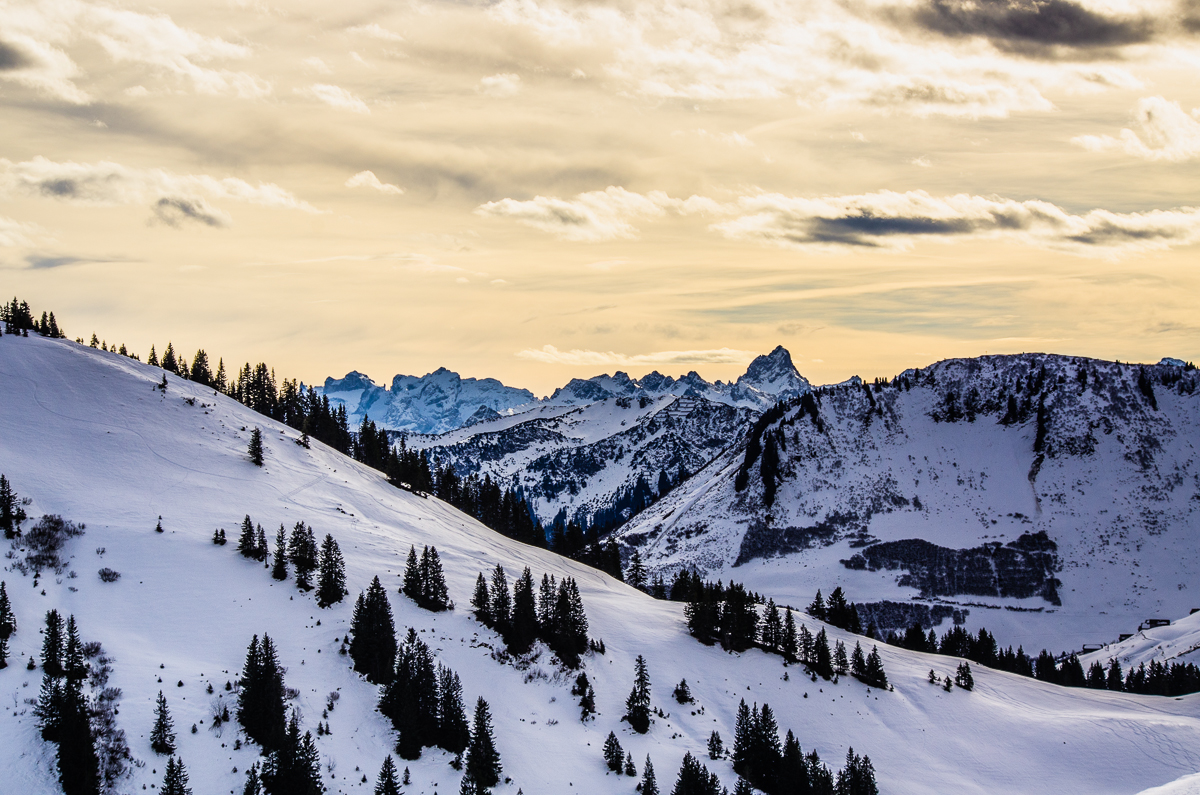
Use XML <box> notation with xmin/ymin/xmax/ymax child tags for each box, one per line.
<box><xmin>1</xmin><ymin>0</ymin><xmax>1199</xmax><ymax>396</ymax></box>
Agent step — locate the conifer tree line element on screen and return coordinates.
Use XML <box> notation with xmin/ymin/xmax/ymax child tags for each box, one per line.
<box><xmin>890</xmin><ymin>620</ymin><xmax>1200</xmax><ymax>697</ymax></box>
<box><xmin>2</xmin><ymin>296</ymin><xmax>65</xmax><ymax>338</ymax></box>
<box><xmin>232</xmin><ymin>515</ymin><xmax>347</xmax><ymax>607</ymax></box>
<box><xmin>378</xmin><ymin>628</ymin><xmax>472</xmax><ymax>761</ymax></box>
<box><xmin>34</xmin><ymin>610</ymin><xmax>101</xmax><ymax>795</ymax></box>
<box><xmin>427</xmin><ymin>458</ymin><xmax>548</xmax><ymax>550</ymax></box>
<box><xmin>402</xmin><ymin>545</ymin><xmax>452</xmax><ymax>611</ymax></box>
<box><xmin>471</xmin><ymin>564</ymin><xmax>590</xmax><ymax>667</ymax></box>
<box><xmin>0</xmin><ymin>581</ymin><xmax>15</xmax><ymax>669</ymax></box>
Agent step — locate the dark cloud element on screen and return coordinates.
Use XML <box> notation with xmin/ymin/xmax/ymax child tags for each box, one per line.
<box><xmin>39</xmin><ymin>179</ymin><xmax>80</xmax><ymax>198</ymax></box>
<box><xmin>803</xmin><ymin>214</ymin><xmax>979</xmax><ymax>247</ymax></box>
<box><xmin>27</xmin><ymin>255</ymin><xmax>85</xmax><ymax>269</ymax></box>
<box><xmin>151</xmin><ymin>197</ymin><xmax>229</xmax><ymax>228</ymax></box>
<box><xmin>912</xmin><ymin>0</ymin><xmax>1157</xmax><ymax>53</ymax></box>
<box><xmin>0</xmin><ymin>41</ymin><xmax>31</xmax><ymax>71</ymax></box>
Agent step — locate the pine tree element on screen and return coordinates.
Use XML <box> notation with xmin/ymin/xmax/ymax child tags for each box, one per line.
<box><xmin>249</xmin><ymin>428</ymin><xmax>265</xmax><ymax>466</ymax></box>
<box><xmin>42</xmin><ymin>609</ymin><xmax>64</xmax><ymax>677</ymax></box>
<box><xmin>627</xmin><ymin>549</ymin><xmax>647</xmax><ymax>590</ymax></box>
<box><xmin>242</xmin><ymin>764</ymin><xmax>262</xmax><ymax>795</ymax></box>
<box><xmin>271</xmin><ymin>527</ymin><xmax>288</xmax><ymax>581</ymax></box>
<box><xmin>489</xmin><ymin>565</ymin><xmax>511</xmax><ymax>638</ymax></box>
<box><xmin>417</xmin><ymin>546</ymin><xmax>450</xmax><ymax>611</ymax></box>
<box><xmin>438</xmin><ymin>665</ymin><xmax>471</xmax><ymax>755</ymax></box>
<box><xmin>955</xmin><ymin>661</ymin><xmax>974</xmax><ymax>691</ymax></box>
<box><xmin>471</xmin><ymin>573</ymin><xmax>492</xmax><ymax>626</ymax></box>
<box><xmin>375</xmin><ymin>756</ymin><xmax>401</xmax><ymax>795</ymax></box>
<box><xmin>863</xmin><ymin>646</ymin><xmax>888</xmax><ymax>689</ymax></box>
<box><xmin>673</xmin><ymin>678</ymin><xmax>693</xmax><ymax>704</ymax></box>
<box><xmin>625</xmin><ymin>752</ymin><xmax>637</xmax><ymax>776</ymax></box>
<box><xmin>237</xmin><ymin>515</ymin><xmax>257</xmax><ymax>558</ymax></box>
<box><xmin>642</xmin><ymin>755</ymin><xmax>659</xmax><ymax>795</ymax></box>
<box><xmin>781</xmin><ymin>609</ymin><xmax>798</xmax><ymax>663</ymax></box>
<box><xmin>288</xmin><ymin>522</ymin><xmax>319</xmax><ymax>590</ymax></box>
<box><xmin>316</xmin><ymin>534</ymin><xmax>347</xmax><ymax>608</ymax></box>
<box><xmin>161</xmin><ymin>756</ymin><xmax>193</xmax><ymax>795</ymax></box>
<box><xmin>161</xmin><ymin>342</ymin><xmax>177</xmax><ymax>373</ymax></box>
<box><xmin>150</xmin><ymin>691</ymin><xmax>177</xmax><ymax>754</ymax></box>
<box><xmin>851</xmin><ymin>642</ymin><xmax>866</xmax><ymax>680</ymax></box>
<box><xmin>349</xmin><ymin>577</ymin><xmax>397</xmax><ymax>685</ymax></box>
<box><xmin>814</xmin><ymin>628</ymin><xmax>833</xmax><ymax>679</ymax></box>
<box><xmin>603</xmin><ymin>732</ymin><xmax>624</xmax><ymax>772</ymax></box>
<box><xmin>147</xmin><ymin>345</ymin><xmax>159</xmax><ymax>367</ymax></box>
<box><xmin>237</xmin><ymin>634</ymin><xmax>287</xmax><ymax>752</ymax></box>
<box><xmin>0</xmin><ymin>581</ymin><xmax>15</xmax><ymax>641</ymax></box>
<box><xmin>760</xmin><ymin>599</ymin><xmax>783</xmax><ymax>653</ymax></box>
<box><xmin>807</xmin><ymin>589</ymin><xmax>827</xmax><ymax>621</ymax></box>
<box><xmin>0</xmin><ymin>475</ymin><xmax>27</xmax><ymax>539</ymax></box>
<box><xmin>261</xmin><ymin>711</ymin><xmax>324</xmax><ymax>795</ymax></box>
<box><xmin>708</xmin><ymin>730</ymin><xmax>724</xmax><ymax>760</ymax></box>
<box><xmin>464</xmin><ymin>698</ymin><xmax>501</xmax><ymax>789</ymax></box>
<box><xmin>402</xmin><ymin>547</ymin><xmax>421</xmax><ymax>602</ymax></box>
<box><xmin>625</xmin><ymin>654</ymin><xmax>651</xmax><ymax>733</ymax></box>
<box><xmin>670</xmin><ymin>752</ymin><xmax>722</xmax><ymax>795</ymax></box>
<box><xmin>835</xmin><ymin>748</ymin><xmax>878</xmax><ymax>795</ymax></box>
<box><xmin>834</xmin><ymin>640</ymin><xmax>848</xmax><ymax>675</ymax></box>
<box><xmin>255</xmin><ymin>524</ymin><xmax>269</xmax><ymax>562</ymax></box>
<box><xmin>509</xmin><ymin>567</ymin><xmax>538</xmax><ymax>653</ymax></box>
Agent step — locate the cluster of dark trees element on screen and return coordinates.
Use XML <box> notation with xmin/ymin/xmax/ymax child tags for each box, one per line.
<box><xmin>889</xmin><ymin>621</ymin><xmax>1200</xmax><ymax>697</ymax></box>
<box><xmin>236</xmin><ymin>634</ymin><xmax>325</xmax><ymax>794</ymax></box>
<box><xmin>34</xmin><ymin>610</ymin><xmax>101</xmax><ymax>795</ymax></box>
<box><xmin>233</xmin><ymin>516</ymin><xmax>347</xmax><ymax>608</ymax></box>
<box><xmin>807</xmin><ymin>589</ymin><xmax>863</xmax><ymax>635</ymax></box>
<box><xmin>677</xmin><ymin>574</ymin><xmax>766</xmax><ymax>652</ymax></box>
<box><xmin>471</xmin><ymin>564</ymin><xmax>590</xmax><ymax>666</ymax></box>
<box><xmin>732</xmin><ymin>698</ymin><xmax>879</xmax><ymax>795</ymax></box>
<box><xmin>378</xmin><ymin>628</ymin><xmax>470</xmax><ymax>760</ymax></box>
<box><xmin>0</xmin><ymin>582</ymin><xmax>13</xmax><ymax>668</ymax></box>
<box><xmin>402</xmin><ymin>545</ymin><xmax>452</xmax><ymax>611</ymax></box>
<box><xmin>546</xmin><ymin>519</ymin><xmax>624</xmax><ymax>580</ymax></box>
<box><xmin>350</xmin><ymin>577</ymin><xmax>398</xmax><ymax>683</ymax></box>
<box><xmin>2</xmin><ymin>297</ymin><xmax>64</xmax><ymax>338</ymax></box>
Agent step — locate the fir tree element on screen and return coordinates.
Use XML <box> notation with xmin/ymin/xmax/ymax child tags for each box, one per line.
<box><xmin>813</xmin><ymin>628</ymin><xmax>833</xmax><ymax>679</ymax></box>
<box><xmin>375</xmin><ymin>756</ymin><xmax>401</xmax><ymax>795</ymax></box>
<box><xmin>271</xmin><ymin>526</ymin><xmax>288</xmax><ymax>581</ymax></box>
<box><xmin>955</xmin><ymin>661</ymin><xmax>974</xmax><ymax>691</ymax></box>
<box><xmin>349</xmin><ymin>577</ymin><xmax>397</xmax><ymax>685</ymax></box>
<box><xmin>147</xmin><ymin>345</ymin><xmax>159</xmax><ymax>367</ymax></box>
<box><xmin>760</xmin><ymin>599</ymin><xmax>783</xmax><ymax>653</ymax></box>
<box><xmin>673</xmin><ymin>678</ymin><xmax>693</xmax><ymax>704</ymax></box>
<box><xmin>464</xmin><ymin>697</ymin><xmax>501</xmax><ymax>789</ymax></box>
<box><xmin>155</xmin><ymin>515</ymin><xmax>164</xmax><ymax>533</ymax></box>
<box><xmin>489</xmin><ymin>565</ymin><xmax>511</xmax><ymax>638</ymax></box>
<box><xmin>249</xmin><ymin>428</ymin><xmax>265</xmax><ymax>466</ymax></box>
<box><xmin>288</xmin><ymin>522</ymin><xmax>318</xmax><ymax>590</ymax></box>
<box><xmin>261</xmin><ymin>711</ymin><xmax>324</xmax><ymax>795</ymax></box>
<box><xmin>150</xmin><ymin>691</ymin><xmax>177</xmax><ymax>754</ymax></box>
<box><xmin>603</xmin><ymin>732</ymin><xmax>624</xmax><ymax>772</ymax></box>
<box><xmin>864</xmin><ymin>646</ymin><xmax>888</xmax><ymax>689</ymax></box>
<box><xmin>161</xmin><ymin>342</ymin><xmax>177</xmax><ymax>373</ymax></box>
<box><xmin>625</xmin><ymin>654</ymin><xmax>651</xmax><ymax>733</ymax></box>
<box><xmin>626</xmin><ymin>549</ymin><xmax>647</xmax><ymax>590</ymax></box>
<box><xmin>237</xmin><ymin>634</ymin><xmax>287</xmax><ymax>752</ymax></box>
<box><xmin>0</xmin><ymin>475</ymin><xmax>27</xmax><ymax>539</ymax></box>
<box><xmin>835</xmin><ymin>748</ymin><xmax>878</xmax><ymax>795</ymax></box>
<box><xmin>509</xmin><ymin>567</ymin><xmax>538</xmax><ymax>653</ymax></box>
<box><xmin>670</xmin><ymin>752</ymin><xmax>722</xmax><ymax>795</ymax></box>
<box><xmin>438</xmin><ymin>665</ymin><xmax>471</xmax><ymax>755</ymax></box>
<box><xmin>402</xmin><ymin>547</ymin><xmax>421</xmax><ymax>602</ymax></box>
<box><xmin>851</xmin><ymin>642</ymin><xmax>867</xmax><ymax>680</ymax></box>
<box><xmin>379</xmin><ymin>629</ymin><xmax>438</xmax><ymax>760</ymax></box>
<box><xmin>255</xmin><ymin>524</ymin><xmax>269</xmax><ymax>562</ymax></box>
<box><xmin>161</xmin><ymin>756</ymin><xmax>193</xmax><ymax>795</ymax></box>
<box><xmin>242</xmin><ymin>764</ymin><xmax>263</xmax><ymax>795</ymax></box>
<box><xmin>0</xmin><ymin>581</ymin><xmax>15</xmax><ymax>641</ymax></box>
<box><xmin>807</xmin><ymin>589</ymin><xmax>827</xmax><ymax>621</ymax></box>
<box><xmin>708</xmin><ymin>731</ymin><xmax>724</xmax><ymax>760</ymax></box>
<box><xmin>471</xmin><ymin>573</ymin><xmax>492</xmax><ymax>625</ymax></box>
<box><xmin>237</xmin><ymin>515</ymin><xmax>257</xmax><ymax>558</ymax></box>
<box><xmin>417</xmin><ymin>546</ymin><xmax>450</xmax><ymax>611</ymax></box>
<box><xmin>316</xmin><ymin>534</ymin><xmax>347</xmax><ymax>608</ymax></box>
<box><xmin>642</xmin><ymin>755</ymin><xmax>659</xmax><ymax>795</ymax></box>
<box><xmin>781</xmin><ymin>609</ymin><xmax>798</xmax><ymax>663</ymax></box>
<box><xmin>625</xmin><ymin>752</ymin><xmax>637</xmax><ymax>776</ymax></box>
<box><xmin>834</xmin><ymin>640</ymin><xmax>848</xmax><ymax>675</ymax></box>
<box><xmin>42</xmin><ymin>609</ymin><xmax>64</xmax><ymax>677</ymax></box>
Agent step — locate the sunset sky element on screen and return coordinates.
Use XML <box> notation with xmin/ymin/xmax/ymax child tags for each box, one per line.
<box><xmin>2</xmin><ymin>0</ymin><xmax>1199</xmax><ymax>394</ymax></box>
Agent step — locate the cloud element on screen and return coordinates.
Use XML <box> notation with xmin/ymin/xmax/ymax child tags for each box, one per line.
<box><xmin>346</xmin><ymin>23</ymin><xmax>404</xmax><ymax>42</ymax></box>
<box><xmin>0</xmin><ymin>1</ymin><xmax>270</xmax><ymax>103</ymax></box>
<box><xmin>0</xmin><ymin>40</ymin><xmax>32</xmax><ymax>70</ymax></box>
<box><xmin>909</xmin><ymin>0</ymin><xmax>1157</xmax><ymax>54</ymax></box>
<box><xmin>0</xmin><ymin>216</ymin><xmax>41</xmax><ymax>247</ymax></box>
<box><xmin>0</xmin><ymin>156</ymin><xmax>321</xmax><ymax>226</ymax></box>
<box><xmin>711</xmin><ymin>190</ymin><xmax>1200</xmax><ymax>256</ymax></box>
<box><xmin>151</xmin><ymin>197</ymin><xmax>230</xmax><ymax>227</ymax></box>
<box><xmin>299</xmin><ymin>83</ymin><xmax>370</xmax><ymax>113</ymax></box>
<box><xmin>476</xmin><ymin>186</ymin><xmax>717</xmax><ymax>242</ymax></box>
<box><xmin>479</xmin><ymin>73</ymin><xmax>521</xmax><ymax>97</ymax></box>
<box><xmin>516</xmin><ymin>345</ymin><xmax>759</xmax><ymax>366</ymax></box>
<box><xmin>480</xmin><ymin>184</ymin><xmax>1200</xmax><ymax>256</ymax></box>
<box><xmin>303</xmin><ymin>56</ymin><xmax>332</xmax><ymax>75</ymax></box>
<box><xmin>1072</xmin><ymin>96</ymin><xmax>1200</xmax><ymax>162</ymax></box>
<box><xmin>345</xmin><ymin>170</ymin><xmax>404</xmax><ymax>195</ymax></box>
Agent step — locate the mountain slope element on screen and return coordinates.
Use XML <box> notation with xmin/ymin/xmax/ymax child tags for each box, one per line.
<box><xmin>614</xmin><ymin>354</ymin><xmax>1200</xmax><ymax>651</ymax></box>
<box><xmin>1</xmin><ymin>336</ymin><xmax>1199</xmax><ymax>795</ymax></box>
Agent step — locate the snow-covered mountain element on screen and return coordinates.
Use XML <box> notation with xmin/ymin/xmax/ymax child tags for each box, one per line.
<box><xmin>612</xmin><ymin>354</ymin><xmax>1200</xmax><ymax>652</ymax></box>
<box><xmin>4</xmin><ymin>334</ymin><xmax>1200</xmax><ymax>795</ymax></box>
<box><xmin>408</xmin><ymin>394</ymin><xmax>758</xmax><ymax>530</ymax></box>
<box><xmin>320</xmin><ymin>346</ymin><xmax>811</xmax><ymax>435</ymax></box>
<box><xmin>320</xmin><ymin>368</ymin><xmax>536</xmax><ymax>435</ymax></box>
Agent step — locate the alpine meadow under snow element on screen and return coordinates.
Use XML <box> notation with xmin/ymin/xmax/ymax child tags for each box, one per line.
<box><xmin>2</xmin><ymin>330</ymin><xmax>1200</xmax><ymax>794</ymax></box>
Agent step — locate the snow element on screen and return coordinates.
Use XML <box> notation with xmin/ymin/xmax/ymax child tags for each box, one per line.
<box><xmin>2</xmin><ymin>335</ymin><xmax>1200</xmax><ymax>795</ymax></box>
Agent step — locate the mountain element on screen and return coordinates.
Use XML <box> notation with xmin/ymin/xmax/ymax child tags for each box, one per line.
<box><xmin>320</xmin><ymin>368</ymin><xmax>536</xmax><ymax>435</ymax></box>
<box><xmin>612</xmin><ymin>353</ymin><xmax>1200</xmax><ymax>652</ymax></box>
<box><xmin>408</xmin><ymin>394</ymin><xmax>758</xmax><ymax>530</ymax></box>
<box><xmin>4</xmin><ymin>334</ymin><xmax>1200</xmax><ymax>795</ymax></box>
<box><xmin>320</xmin><ymin>345</ymin><xmax>811</xmax><ymax>435</ymax></box>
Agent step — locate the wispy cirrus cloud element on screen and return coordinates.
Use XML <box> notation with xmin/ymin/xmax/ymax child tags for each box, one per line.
<box><xmin>476</xmin><ymin>187</ymin><xmax>717</xmax><ymax>242</ymax></box>
<box><xmin>0</xmin><ymin>215</ymin><xmax>42</xmax><ymax>247</ymax></box>
<box><xmin>1072</xmin><ymin>96</ymin><xmax>1200</xmax><ymax>162</ymax></box>
<box><xmin>346</xmin><ymin>23</ymin><xmax>404</xmax><ymax>42</ymax></box>
<box><xmin>478</xmin><ymin>185</ymin><xmax>1200</xmax><ymax>256</ymax></box>
<box><xmin>0</xmin><ymin>156</ymin><xmax>321</xmax><ymax>227</ymax></box>
<box><xmin>516</xmin><ymin>345</ymin><xmax>758</xmax><ymax>366</ymax></box>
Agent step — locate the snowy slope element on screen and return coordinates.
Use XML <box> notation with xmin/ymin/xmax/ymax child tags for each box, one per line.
<box><xmin>613</xmin><ymin>354</ymin><xmax>1200</xmax><ymax>652</ymax></box>
<box><xmin>2</xmin><ymin>335</ymin><xmax>1200</xmax><ymax>795</ymax></box>
<box><xmin>1082</xmin><ymin>611</ymin><xmax>1200</xmax><ymax>670</ymax></box>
